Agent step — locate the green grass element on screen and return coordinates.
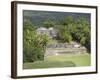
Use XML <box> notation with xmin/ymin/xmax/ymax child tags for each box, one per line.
<box><xmin>23</xmin><ymin>53</ymin><xmax>90</xmax><ymax>69</ymax></box>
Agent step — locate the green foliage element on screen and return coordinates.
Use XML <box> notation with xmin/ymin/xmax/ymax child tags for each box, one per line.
<box><xmin>74</xmin><ymin>17</ymin><xmax>90</xmax><ymax>51</ymax></box>
<box><xmin>23</xmin><ymin>20</ymin><xmax>50</xmax><ymax>63</ymax></box>
<box><xmin>43</xmin><ymin>19</ymin><xmax>55</xmax><ymax>28</ymax></box>
<box><xmin>80</xmin><ymin>37</ymin><xmax>86</xmax><ymax>45</ymax></box>
<box><xmin>24</xmin><ymin>19</ymin><xmax>36</xmax><ymax>31</ymax></box>
<box><xmin>61</xmin><ymin>33</ymin><xmax>72</xmax><ymax>43</ymax></box>
<box><xmin>56</xmin><ymin>16</ymin><xmax>74</xmax><ymax>43</ymax></box>
<box><xmin>56</xmin><ymin>16</ymin><xmax>90</xmax><ymax>52</ymax></box>
<box><xmin>63</xmin><ymin>16</ymin><xmax>74</xmax><ymax>25</ymax></box>
<box><xmin>58</xmin><ymin>25</ymin><xmax>72</xmax><ymax>43</ymax></box>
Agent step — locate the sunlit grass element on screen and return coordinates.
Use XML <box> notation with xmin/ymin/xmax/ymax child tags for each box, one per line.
<box><xmin>23</xmin><ymin>53</ymin><xmax>90</xmax><ymax>69</ymax></box>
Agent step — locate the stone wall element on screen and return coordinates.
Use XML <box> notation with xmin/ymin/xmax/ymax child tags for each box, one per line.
<box><xmin>45</xmin><ymin>43</ymin><xmax>87</xmax><ymax>57</ymax></box>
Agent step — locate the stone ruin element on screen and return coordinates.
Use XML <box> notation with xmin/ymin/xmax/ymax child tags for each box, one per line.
<box><xmin>45</xmin><ymin>42</ymin><xmax>87</xmax><ymax>57</ymax></box>
<box><xmin>36</xmin><ymin>27</ymin><xmax>87</xmax><ymax>57</ymax></box>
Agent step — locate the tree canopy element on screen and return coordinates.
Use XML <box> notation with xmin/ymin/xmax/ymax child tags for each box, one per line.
<box><xmin>43</xmin><ymin>19</ymin><xmax>55</xmax><ymax>28</ymax></box>
<box><xmin>55</xmin><ymin>16</ymin><xmax>90</xmax><ymax>52</ymax></box>
<box><xmin>23</xmin><ymin>20</ymin><xmax>50</xmax><ymax>62</ymax></box>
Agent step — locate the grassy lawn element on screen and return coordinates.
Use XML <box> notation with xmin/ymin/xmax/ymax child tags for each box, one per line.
<box><xmin>23</xmin><ymin>53</ymin><xmax>90</xmax><ymax>69</ymax></box>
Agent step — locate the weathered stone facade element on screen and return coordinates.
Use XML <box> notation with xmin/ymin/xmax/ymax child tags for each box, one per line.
<box><xmin>36</xmin><ymin>27</ymin><xmax>87</xmax><ymax>57</ymax></box>
<box><xmin>45</xmin><ymin>42</ymin><xmax>87</xmax><ymax>57</ymax></box>
<box><xmin>36</xmin><ymin>27</ymin><xmax>58</xmax><ymax>38</ymax></box>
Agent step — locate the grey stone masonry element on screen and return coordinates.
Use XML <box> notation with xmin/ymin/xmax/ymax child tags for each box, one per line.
<box><xmin>45</xmin><ymin>42</ymin><xmax>87</xmax><ymax>57</ymax></box>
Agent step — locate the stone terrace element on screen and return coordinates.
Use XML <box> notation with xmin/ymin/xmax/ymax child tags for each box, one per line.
<box><xmin>45</xmin><ymin>42</ymin><xmax>87</xmax><ymax>57</ymax></box>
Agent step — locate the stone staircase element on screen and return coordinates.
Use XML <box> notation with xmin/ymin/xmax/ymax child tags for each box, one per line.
<box><xmin>45</xmin><ymin>42</ymin><xmax>87</xmax><ymax>56</ymax></box>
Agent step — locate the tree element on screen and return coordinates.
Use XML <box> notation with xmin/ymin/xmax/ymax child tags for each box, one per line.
<box><xmin>57</xmin><ymin>16</ymin><xmax>90</xmax><ymax>52</ymax></box>
<box><xmin>57</xmin><ymin>25</ymin><xmax>72</xmax><ymax>43</ymax></box>
<box><xmin>43</xmin><ymin>19</ymin><xmax>55</xmax><ymax>28</ymax></box>
<box><xmin>56</xmin><ymin>16</ymin><xmax>74</xmax><ymax>43</ymax></box>
<box><xmin>23</xmin><ymin>20</ymin><xmax>50</xmax><ymax>63</ymax></box>
<box><xmin>24</xmin><ymin>19</ymin><xmax>36</xmax><ymax>31</ymax></box>
<box><xmin>63</xmin><ymin>16</ymin><xmax>74</xmax><ymax>25</ymax></box>
<box><xmin>74</xmin><ymin>17</ymin><xmax>90</xmax><ymax>52</ymax></box>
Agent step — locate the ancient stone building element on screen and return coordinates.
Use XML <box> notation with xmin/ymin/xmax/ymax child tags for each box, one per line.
<box><xmin>36</xmin><ymin>27</ymin><xmax>58</xmax><ymax>38</ymax></box>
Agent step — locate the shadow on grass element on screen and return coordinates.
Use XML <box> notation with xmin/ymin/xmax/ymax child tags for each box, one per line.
<box><xmin>63</xmin><ymin>61</ymin><xmax>76</xmax><ymax>67</ymax></box>
<box><xmin>23</xmin><ymin>61</ymin><xmax>76</xmax><ymax>69</ymax></box>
